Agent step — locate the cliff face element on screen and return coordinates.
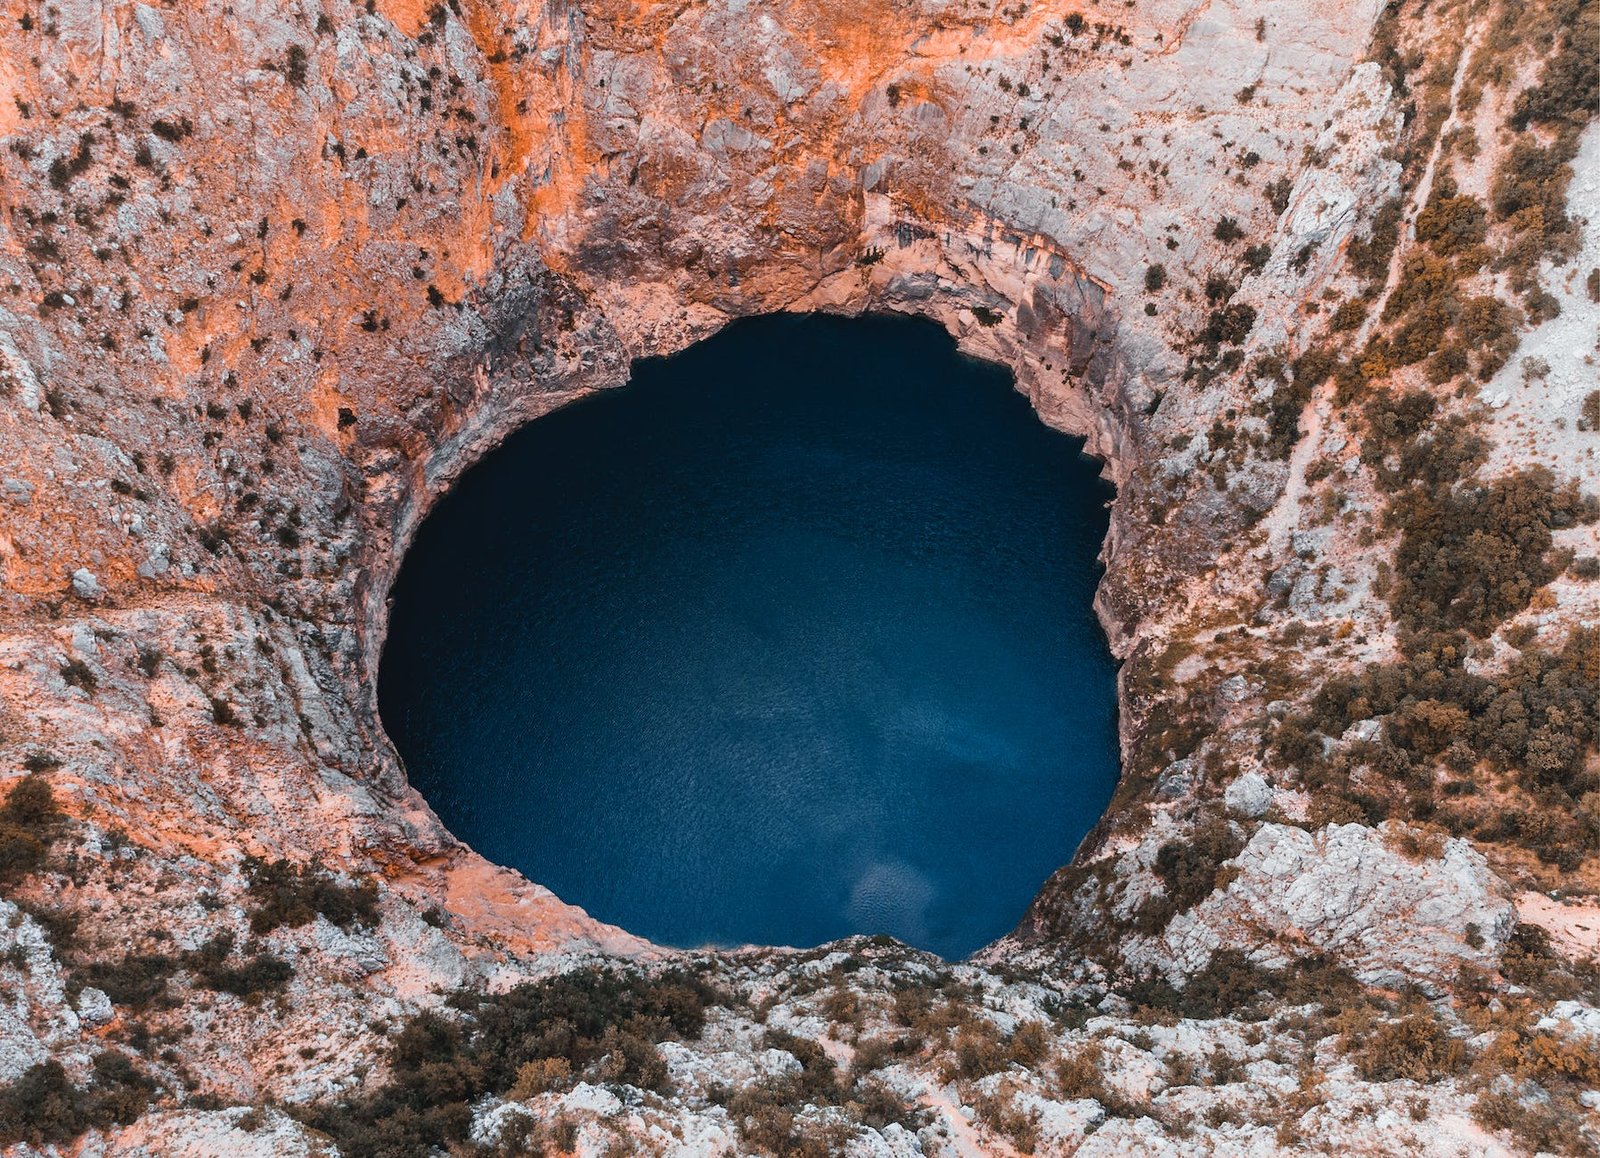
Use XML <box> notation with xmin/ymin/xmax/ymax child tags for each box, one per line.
<box><xmin>3</xmin><ymin>0</ymin><xmax>1599</xmax><ymax>1150</ymax></box>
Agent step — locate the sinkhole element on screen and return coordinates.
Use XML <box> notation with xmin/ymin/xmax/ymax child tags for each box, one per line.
<box><xmin>378</xmin><ymin>313</ymin><xmax>1119</xmax><ymax>959</ymax></box>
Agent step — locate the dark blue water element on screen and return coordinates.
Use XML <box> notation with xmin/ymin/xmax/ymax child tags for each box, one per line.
<box><xmin>379</xmin><ymin>313</ymin><xmax>1117</xmax><ymax>959</ymax></box>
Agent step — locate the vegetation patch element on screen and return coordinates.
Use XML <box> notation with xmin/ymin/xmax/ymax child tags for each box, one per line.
<box><xmin>0</xmin><ymin>772</ymin><xmax>63</xmax><ymax>887</ymax></box>
<box><xmin>242</xmin><ymin>856</ymin><xmax>380</xmax><ymax>934</ymax></box>
<box><xmin>299</xmin><ymin>967</ymin><xmax>720</xmax><ymax>1158</ymax></box>
<box><xmin>0</xmin><ymin>1053</ymin><xmax>155</xmax><ymax>1148</ymax></box>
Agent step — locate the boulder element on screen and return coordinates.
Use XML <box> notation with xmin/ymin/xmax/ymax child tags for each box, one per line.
<box><xmin>1160</xmin><ymin>822</ymin><xmax>1514</xmax><ymax>991</ymax></box>
<box><xmin>1224</xmin><ymin>772</ymin><xmax>1272</xmax><ymax>818</ymax></box>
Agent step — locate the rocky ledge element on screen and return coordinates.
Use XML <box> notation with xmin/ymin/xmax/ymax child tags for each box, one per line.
<box><xmin>1</xmin><ymin>0</ymin><xmax>1598</xmax><ymax>1152</ymax></box>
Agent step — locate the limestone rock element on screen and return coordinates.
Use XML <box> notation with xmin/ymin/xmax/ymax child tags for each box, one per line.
<box><xmin>1155</xmin><ymin>758</ymin><xmax>1196</xmax><ymax>801</ymax></box>
<box><xmin>69</xmin><ymin>567</ymin><xmax>101</xmax><ymax>601</ymax></box>
<box><xmin>1223</xmin><ymin>772</ymin><xmax>1272</xmax><ymax>818</ymax></box>
<box><xmin>1162</xmin><ymin>822</ymin><xmax>1515</xmax><ymax>990</ymax></box>
<box><xmin>75</xmin><ymin>986</ymin><xmax>114</xmax><ymax>1027</ymax></box>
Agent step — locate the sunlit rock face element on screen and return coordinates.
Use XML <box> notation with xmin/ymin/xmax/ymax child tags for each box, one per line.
<box><xmin>6</xmin><ymin>0</ymin><xmax>1595</xmax><ymax>1148</ymax></box>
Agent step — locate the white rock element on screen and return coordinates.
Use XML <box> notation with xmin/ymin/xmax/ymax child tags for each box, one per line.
<box><xmin>1224</xmin><ymin>773</ymin><xmax>1272</xmax><ymax>818</ymax></box>
<box><xmin>1343</xmin><ymin>718</ymin><xmax>1382</xmax><ymax>744</ymax></box>
<box><xmin>1155</xmin><ymin>758</ymin><xmax>1195</xmax><ymax>801</ymax></box>
<box><xmin>70</xmin><ymin>567</ymin><xmax>102</xmax><ymax>600</ymax></box>
<box><xmin>1218</xmin><ymin>674</ymin><xmax>1253</xmax><ymax>702</ymax></box>
<box><xmin>1536</xmin><ymin>1000</ymin><xmax>1600</xmax><ymax>1040</ymax></box>
<box><xmin>76</xmin><ymin>986</ymin><xmax>114</xmax><ymax>1027</ymax></box>
<box><xmin>1161</xmin><ymin>822</ymin><xmax>1514</xmax><ymax>991</ymax></box>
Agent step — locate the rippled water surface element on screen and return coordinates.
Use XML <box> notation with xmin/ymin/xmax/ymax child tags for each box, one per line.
<box><xmin>380</xmin><ymin>313</ymin><xmax>1118</xmax><ymax>958</ymax></box>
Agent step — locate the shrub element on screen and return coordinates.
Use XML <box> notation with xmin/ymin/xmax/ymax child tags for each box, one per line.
<box><xmin>285</xmin><ymin>44</ymin><xmax>309</xmax><ymax>87</ymax></box>
<box><xmin>60</xmin><ymin>659</ymin><xmax>96</xmax><ymax>693</ymax></box>
<box><xmin>1143</xmin><ymin>263</ymin><xmax>1166</xmax><ymax>292</ymax></box>
<box><xmin>508</xmin><ymin>1056</ymin><xmax>571</xmax><ymax>1100</ymax></box>
<box><xmin>1242</xmin><ymin>243</ymin><xmax>1271</xmax><ymax>273</ymax></box>
<box><xmin>1491</xmin><ymin>138</ymin><xmax>1577</xmax><ymax>258</ymax></box>
<box><xmin>150</xmin><ymin>117</ymin><xmax>192</xmax><ymax>142</ymax></box>
<box><xmin>1008</xmin><ymin>1020</ymin><xmax>1052</xmax><ymax>1067</ymax></box>
<box><xmin>947</xmin><ymin>1020</ymin><xmax>1009</xmax><ymax>1081</ymax></box>
<box><xmin>1259</xmin><ymin>347</ymin><xmax>1334</xmax><ymax>459</ymax></box>
<box><xmin>1500</xmin><ymin>923</ymin><xmax>1559</xmax><ymax>987</ymax></box>
<box><xmin>591</xmin><ymin>1026</ymin><xmax>670</xmax><ymax>1091</ymax></box>
<box><xmin>0</xmin><ymin>1053</ymin><xmax>153</xmax><ymax>1147</ymax></box>
<box><xmin>1348</xmin><ymin>197</ymin><xmax>1403</xmax><ymax>283</ymax></box>
<box><xmin>1389</xmin><ymin>467</ymin><xmax>1588</xmax><ymax>636</ymax></box>
<box><xmin>243</xmin><ymin>857</ymin><xmax>380</xmax><ymax>934</ymax></box>
<box><xmin>1300</xmin><ymin>624</ymin><xmax>1600</xmax><ymax>865</ymax></box>
<box><xmin>1330</xmin><ymin>300</ymin><xmax>1366</xmax><ymax>331</ymax></box>
<box><xmin>1265</xmin><ymin>176</ymin><xmax>1293</xmax><ymax>215</ymax></box>
<box><xmin>1473</xmin><ymin>1090</ymin><xmax>1589</xmax><ymax>1157</ymax></box>
<box><xmin>187</xmin><ymin>933</ymin><xmax>293</xmax><ymax>1001</ymax></box>
<box><xmin>1506</xmin><ymin>5</ymin><xmax>1598</xmax><ymax>132</ymax></box>
<box><xmin>47</xmin><ymin>133</ymin><xmax>94</xmax><ymax>189</ymax></box>
<box><xmin>300</xmin><ymin>967</ymin><xmax>719</xmax><ymax>1157</ymax></box>
<box><xmin>0</xmin><ymin>773</ymin><xmax>62</xmax><ymax>885</ymax></box>
<box><xmin>1353</xmin><ymin>1014</ymin><xmax>1466</xmax><ymax>1082</ymax></box>
<box><xmin>1414</xmin><ymin>184</ymin><xmax>1487</xmax><ymax>256</ymax></box>
<box><xmin>1214</xmin><ymin>217</ymin><xmax>1244</xmax><ymax>243</ymax></box>
<box><xmin>1056</xmin><ymin>1043</ymin><xmax>1107</xmax><ymax>1099</ymax></box>
<box><xmin>1580</xmin><ymin>390</ymin><xmax>1600</xmax><ymax>431</ymax></box>
<box><xmin>1153</xmin><ymin>818</ymin><xmax>1245</xmax><ymax>914</ymax></box>
<box><xmin>1205</xmin><ymin>303</ymin><xmax>1256</xmax><ymax>346</ymax></box>
<box><xmin>75</xmin><ymin>953</ymin><xmax>178</xmax><ymax>1010</ymax></box>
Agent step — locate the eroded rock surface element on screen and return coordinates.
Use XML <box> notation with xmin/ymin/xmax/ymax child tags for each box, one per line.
<box><xmin>2</xmin><ymin>0</ymin><xmax>1598</xmax><ymax>1150</ymax></box>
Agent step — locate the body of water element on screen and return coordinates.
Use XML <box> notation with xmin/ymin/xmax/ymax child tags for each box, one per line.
<box><xmin>379</xmin><ymin>313</ymin><xmax>1118</xmax><ymax>959</ymax></box>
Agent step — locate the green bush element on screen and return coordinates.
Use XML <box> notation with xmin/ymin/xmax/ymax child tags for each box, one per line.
<box><xmin>1214</xmin><ymin>217</ymin><xmax>1244</xmax><ymax>243</ymax></box>
<box><xmin>1153</xmin><ymin>818</ymin><xmax>1246</xmax><ymax>915</ymax></box>
<box><xmin>1205</xmin><ymin>303</ymin><xmax>1256</xmax><ymax>346</ymax></box>
<box><xmin>1348</xmin><ymin>198</ymin><xmax>1403</xmax><ymax>284</ymax></box>
<box><xmin>1389</xmin><ymin>467</ymin><xmax>1588</xmax><ymax>636</ymax></box>
<box><xmin>1330</xmin><ymin>300</ymin><xmax>1367</xmax><ymax>331</ymax></box>
<box><xmin>186</xmin><ymin>932</ymin><xmax>293</xmax><ymax>1001</ymax></box>
<box><xmin>74</xmin><ymin>953</ymin><xmax>179</xmax><ymax>1011</ymax></box>
<box><xmin>1265</xmin><ymin>176</ymin><xmax>1293</xmax><ymax>215</ymax></box>
<box><xmin>1580</xmin><ymin>390</ymin><xmax>1600</xmax><ymax>431</ymax></box>
<box><xmin>1300</xmin><ymin>625</ymin><xmax>1600</xmax><ymax>866</ymax></box>
<box><xmin>1506</xmin><ymin>4</ymin><xmax>1598</xmax><ymax>132</ymax></box>
<box><xmin>1414</xmin><ymin>183</ymin><xmax>1487</xmax><ymax>257</ymax></box>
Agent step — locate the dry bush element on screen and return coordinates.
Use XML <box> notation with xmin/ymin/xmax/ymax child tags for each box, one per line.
<box><xmin>1352</xmin><ymin>1013</ymin><xmax>1466</xmax><ymax>1082</ymax></box>
<box><xmin>508</xmin><ymin>1056</ymin><xmax>573</xmax><ymax>1100</ymax></box>
<box><xmin>1055</xmin><ymin>1042</ymin><xmax>1108</xmax><ymax>1100</ymax></box>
